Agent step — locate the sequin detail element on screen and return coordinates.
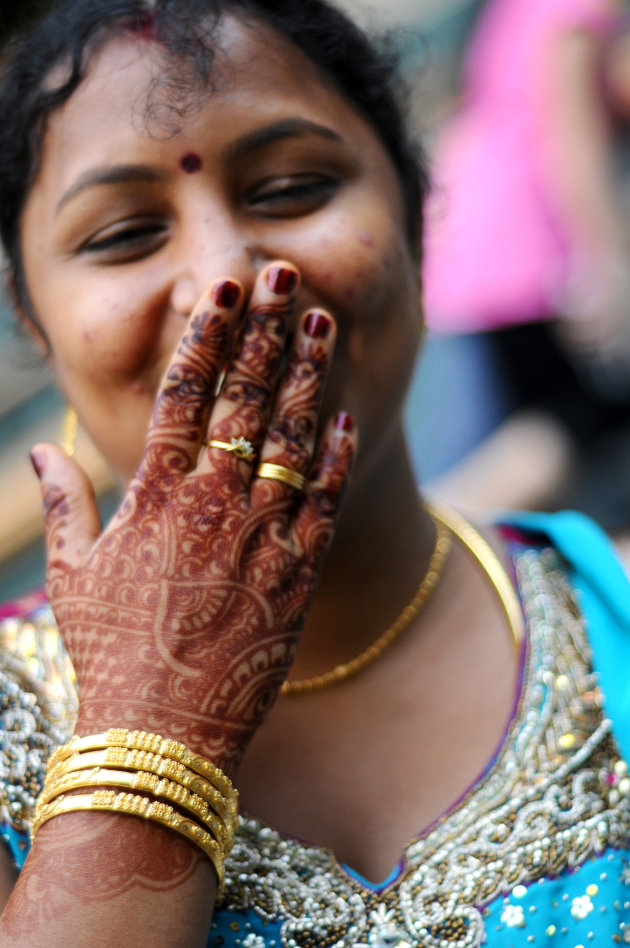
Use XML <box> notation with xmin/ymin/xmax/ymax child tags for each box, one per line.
<box><xmin>218</xmin><ymin>547</ymin><xmax>630</xmax><ymax>947</ymax></box>
<box><xmin>0</xmin><ymin>605</ymin><xmax>77</xmax><ymax>833</ymax></box>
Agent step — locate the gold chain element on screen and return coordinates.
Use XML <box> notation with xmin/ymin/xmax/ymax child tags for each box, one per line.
<box><xmin>280</xmin><ymin>502</ymin><xmax>523</xmax><ymax>697</ymax></box>
<box><xmin>426</xmin><ymin>500</ymin><xmax>524</xmax><ymax>649</ymax></box>
<box><xmin>280</xmin><ymin>515</ymin><xmax>452</xmax><ymax>697</ymax></box>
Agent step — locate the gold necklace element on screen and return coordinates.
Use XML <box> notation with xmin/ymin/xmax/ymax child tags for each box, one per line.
<box><xmin>280</xmin><ymin>502</ymin><xmax>524</xmax><ymax>697</ymax></box>
<box><xmin>426</xmin><ymin>499</ymin><xmax>524</xmax><ymax>649</ymax></box>
<box><xmin>280</xmin><ymin>515</ymin><xmax>452</xmax><ymax>697</ymax></box>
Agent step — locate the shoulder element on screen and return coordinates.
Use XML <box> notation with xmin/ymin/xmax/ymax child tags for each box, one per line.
<box><xmin>499</xmin><ymin>509</ymin><xmax>630</xmax><ymax>616</ymax></box>
<box><xmin>501</xmin><ymin>509</ymin><xmax>630</xmax><ymax>762</ymax></box>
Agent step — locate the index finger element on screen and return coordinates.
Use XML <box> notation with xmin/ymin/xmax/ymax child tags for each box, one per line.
<box><xmin>142</xmin><ymin>279</ymin><xmax>244</xmax><ymax>476</ymax></box>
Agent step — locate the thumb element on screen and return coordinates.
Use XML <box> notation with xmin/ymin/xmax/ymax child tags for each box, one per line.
<box><xmin>30</xmin><ymin>442</ymin><xmax>102</xmax><ymax>567</ymax></box>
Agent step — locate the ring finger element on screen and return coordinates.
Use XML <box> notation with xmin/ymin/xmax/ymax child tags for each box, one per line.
<box><xmin>251</xmin><ymin>307</ymin><xmax>336</xmax><ymax>505</ymax></box>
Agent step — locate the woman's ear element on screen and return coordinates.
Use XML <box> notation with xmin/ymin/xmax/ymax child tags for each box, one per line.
<box><xmin>5</xmin><ymin>272</ymin><xmax>50</xmax><ymax>358</ymax></box>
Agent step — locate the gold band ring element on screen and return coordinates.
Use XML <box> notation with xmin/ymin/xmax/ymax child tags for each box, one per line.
<box><xmin>205</xmin><ymin>437</ymin><xmax>255</xmax><ymax>462</ymax></box>
<box><xmin>256</xmin><ymin>462</ymin><xmax>307</xmax><ymax>492</ymax></box>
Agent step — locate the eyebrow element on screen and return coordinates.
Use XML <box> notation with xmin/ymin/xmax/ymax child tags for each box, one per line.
<box><xmin>223</xmin><ymin>118</ymin><xmax>343</xmax><ymax>162</ymax></box>
<box><xmin>56</xmin><ymin>165</ymin><xmax>168</xmax><ymax>214</ymax></box>
<box><xmin>55</xmin><ymin>119</ymin><xmax>342</xmax><ymax>214</ymax></box>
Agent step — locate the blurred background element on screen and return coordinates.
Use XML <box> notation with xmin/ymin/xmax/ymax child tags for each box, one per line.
<box><xmin>2</xmin><ymin>0</ymin><xmax>630</xmax><ymax>599</ymax></box>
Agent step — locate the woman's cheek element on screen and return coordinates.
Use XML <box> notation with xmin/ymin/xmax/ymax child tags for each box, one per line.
<box><xmin>56</xmin><ymin>283</ymin><xmax>164</xmax><ymax>384</ymax></box>
<box><xmin>303</xmin><ymin>223</ymin><xmax>394</xmax><ymax>322</ymax></box>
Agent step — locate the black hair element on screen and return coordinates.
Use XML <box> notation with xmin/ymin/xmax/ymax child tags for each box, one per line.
<box><xmin>0</xmin><ymin>0</ymin><xmax>428</xmax><ymax>314</ymax></box>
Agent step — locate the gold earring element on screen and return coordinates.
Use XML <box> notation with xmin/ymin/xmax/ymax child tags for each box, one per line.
<box><xmin>60</xmin><ymin>406</ymin><xmax>78</xmax><ymax>457</ymax></box>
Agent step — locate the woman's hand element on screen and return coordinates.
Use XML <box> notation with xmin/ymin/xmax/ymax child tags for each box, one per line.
<box><xmin>30</xmin><ymin>262</ymin><xmax>356</xmax><ymax>775</ymax></box>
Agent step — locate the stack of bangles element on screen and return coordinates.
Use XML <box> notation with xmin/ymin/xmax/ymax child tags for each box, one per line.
<box><xmin>31</xmin><ymin>729</ymin><xmax>239</xmax><ymax>892</ymax></box>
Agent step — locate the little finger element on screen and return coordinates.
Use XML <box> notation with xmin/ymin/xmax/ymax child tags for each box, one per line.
<box><xmin>292</xmin><ymin>412</ymin><xmax>357</xmax><ymax>562</ymax></box>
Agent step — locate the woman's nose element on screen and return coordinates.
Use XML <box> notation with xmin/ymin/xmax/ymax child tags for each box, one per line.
<box><xmin>169</xmin><ymin>225</ymin><xmax>266</xmax><ymax>318</ymax></box>
<box><xmin>170</xmin><ymin>274</ymin><xmax>201</xmax><ymax>317</ymax></box>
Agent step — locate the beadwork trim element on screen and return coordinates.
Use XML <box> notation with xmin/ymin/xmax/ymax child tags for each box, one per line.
<box><xmin>0</xmin><ymin>606</ymin><xmax>77</xmax><ymax>833</ymax></box>
<box><xmin>218</xmin><ymin>545</ymin><xmax>630</xmax><ymax>948</ymax></box>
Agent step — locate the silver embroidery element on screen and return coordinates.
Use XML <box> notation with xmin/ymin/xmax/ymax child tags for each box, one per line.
<box><xmin>219</xmin><ymin>546</ymin><xmax>630</xmax><ymax>947</ymax></box>
<box><xmin>0</xmin><ymin>606</ymin><xmax>77</xmax><ymax>831</ymax></box>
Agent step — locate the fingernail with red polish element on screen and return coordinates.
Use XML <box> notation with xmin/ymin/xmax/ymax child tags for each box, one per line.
<box><xmin>266</xmin><ymin>265</ymin><xmax>299</xmax><ymax>295</ymax></box>
<box><xmin>30</xmin><ymin>449</ymin><xmax>47</xmax><ymax>478</ymax></box>
<box><xmin>212</xmin><ymin>280</ymin><xmax>241</xmax><ymax>309</ymax></box>
<box><xmin>334</xmin><ymin>412</ymin><xmax>355</xmax><ymax>433</ymax></box>
<box><xmin>304</xmin><ymin>311</ymin><xmax>332</xmax><ymax>339</ymax></box>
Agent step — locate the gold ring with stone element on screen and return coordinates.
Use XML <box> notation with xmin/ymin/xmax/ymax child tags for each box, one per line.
<box><xmin>205</xmin><ymin>437</ymin><xmax>256</xmax><ymax>462</ymax></box>
<box><xmin>256</xmin><ymin>462</ymin><xmax>307</xmax><ymax>491</ymax></box>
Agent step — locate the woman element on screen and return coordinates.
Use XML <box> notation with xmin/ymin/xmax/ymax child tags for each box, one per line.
<box><xmin>0</xmin><ymin>1</ymin><xmax>629</xmax><ymax>945</ymax></box>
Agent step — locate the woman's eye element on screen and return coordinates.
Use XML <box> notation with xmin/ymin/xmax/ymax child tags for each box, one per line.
<box><xmin>81</xmin><ymin>220</ymin><xmax>168</xmax><ymax>259</ymax></box>
<box><xmin>247</xmin><ymin>176</ymin><xmax>339</xmax><ymax>216</ymax></box>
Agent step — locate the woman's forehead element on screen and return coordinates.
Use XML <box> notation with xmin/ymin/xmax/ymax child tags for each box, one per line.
<box><xmin>59</xmin><ymin>16</ymin><xmax>341</xmax><ymax>131</ymax></box>
<box><xmin>44</xmin><ymin>20</ymin><xmax>358</xmax><ymax>151</ymax></box>
<box><xmin>34</xmin><ymin>20</ymin><xmax>382</xmax><ymax>197</ymax></box>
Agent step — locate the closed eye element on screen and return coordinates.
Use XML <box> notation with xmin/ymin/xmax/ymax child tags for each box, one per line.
<box><xmin>81</xmin><ymin>218</ymin><xmax>169</xmax><ymax>261</ymax></box>
<box><xmin>246</xmin><ymin>175</ymin><xmax>339</xmax><ymax>217</ymax></box>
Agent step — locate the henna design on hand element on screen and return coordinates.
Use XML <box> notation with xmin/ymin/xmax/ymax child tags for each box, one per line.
<box><xmin>36</xmin><ymin>269</ymin><xmax>356</xmax><ymax>778</ymax></box>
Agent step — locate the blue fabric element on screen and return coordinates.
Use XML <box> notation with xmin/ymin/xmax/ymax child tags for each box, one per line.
<box><xmin>501</xmin><ymin>509</ymin><xmax>630</xmax><ymax>763</ymax></box>
<box><xmin>481</xmin><ymin>848</ymin><xmax>630</xmax><ymax>944</ymax></box>
<box><xmin>1</xmin><ymin>823</ymin><xmax>29</xmax><ymax>871</ymax></box>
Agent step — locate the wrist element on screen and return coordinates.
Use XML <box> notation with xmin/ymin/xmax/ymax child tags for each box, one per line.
<box><xmin>74</xmin><ymin>705</ymin><xmax>243</xmax><ymax>781</ymax></box>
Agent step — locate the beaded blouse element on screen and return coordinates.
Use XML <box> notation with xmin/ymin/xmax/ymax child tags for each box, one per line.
<box><xmin>1</xmin><ymin>513</ymin><xmax>630</xmax><ymax>946</ymax></box>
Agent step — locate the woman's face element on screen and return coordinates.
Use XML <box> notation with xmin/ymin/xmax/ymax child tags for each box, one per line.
<box><xmin>20</xmin><ymin>17</ymin><xmax>422</xmax><ymax>483</ymax></box>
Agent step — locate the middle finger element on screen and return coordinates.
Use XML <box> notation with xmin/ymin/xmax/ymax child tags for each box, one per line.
<box><xmin>198</xmin><ymin>261</ymin><xmax>300</xmax><ymax>478</ymax></box>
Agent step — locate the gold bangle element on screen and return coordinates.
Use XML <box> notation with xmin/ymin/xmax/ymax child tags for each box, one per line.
<box><xmin>32</xmin><ymin>790</ymin><xmax>225</xmax><ymax>891</ymax></box>
<box><xmin>256</xmin><ymin>462</ymin><xmax>307</xmax><ymax>491</ymax></box>
<box><xmin>38</xmin><ymin>767</ymin><xmax>231</xmax><ymax>852</ymax></box>
<box><xmin>50</xmin><ymin>730</ymin><xmax>236</xmax><ymax>803</ymax></box>
<box><xmin>47</xmin><ymin>748</ymin><xmax>236</xmax><ymax>824</ymax></box>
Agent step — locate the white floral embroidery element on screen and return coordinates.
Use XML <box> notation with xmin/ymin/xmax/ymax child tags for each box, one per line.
<box><xmin>570</xmin><ymin>895</ymin><xmax>594</xmax><ymax>920</ymax></box>
<box><xmin>242</xmin><ymin>935</ymin><xmax>266</xmax><ymax>948</ymax></box>
<box><xmin>500</xmin><ymin>904</ymin><xmax>525</xmax><ymax>928</ymax></box>
<box><xmin>366</xmin><ymin>906</ymin><xmax>413</xmax><ymax>947</ymax></box>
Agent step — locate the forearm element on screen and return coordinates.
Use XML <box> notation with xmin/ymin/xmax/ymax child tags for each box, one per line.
<box><xmin>0</xmin><ymin>813</ymin><xmax>216</xmax><ymax>947</ymax></box>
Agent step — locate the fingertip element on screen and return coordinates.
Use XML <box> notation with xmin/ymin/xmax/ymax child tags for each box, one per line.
<box><xmin>264</xmin><ymin>261</ymin><xmax>301</xmax><ymax>296</ymax></box>
<box><xmin>30</xmin><ymin>445</ymin><xmax>48</xmax><ymax>479</ymax></box>
<box><xmin>324</xmin><ymin>412</ymin><xmax>359</xmax><ymax>461</ymax></box>
<box><xmin>32</xmin><ymin>441</ymin><xmax>97</xmax><ymax>503</ymax></box>
<box><xmin>32</xmin><ymin>440</ymin><xmax>101</xmax><ymax>554</ymax></box>
<box><xmin>211</xmin><ymin>278</ymin><xmax>244</xmax><ymax>310</ymax></box>
<box><xmin>309</xmin><ymin>411</ymin><xmax>358</xmax><ymax>491</ymax></box>
<box><xmin>332</xmin><ymin>412</ymin><xmax>356</xmax><ymax>436</ymax></box>
<box><xmin>30</xmin><ymin>441</ymin><xmax>71</xmax><ymax>480</ymax></box>
<box><xmin>302</xmin><ymin>309</ymin><xmax>336</xmax><ymax>342</ymax></box>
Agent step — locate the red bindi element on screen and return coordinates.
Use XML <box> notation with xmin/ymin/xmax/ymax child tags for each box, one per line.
<box><xmin>180</xmin><ymin>153</ymin><xmax>203</xmax><ymax>174</ymax></box>
<box><xmin>127</xmin><ymin>12</ymin><xmax>158</xmax><ymax>40</ymax></box>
